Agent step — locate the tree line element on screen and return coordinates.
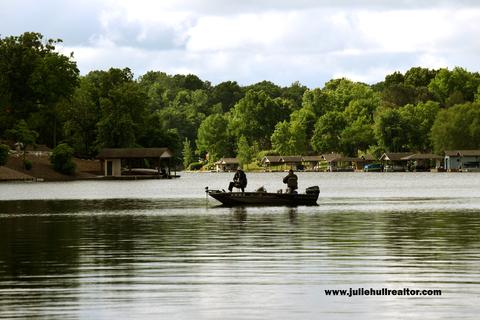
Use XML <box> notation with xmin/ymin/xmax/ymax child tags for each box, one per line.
<box><xmin>1</xmin><ymin>32</ymin><xmax>480</xmax><ymax>169</ymax></box>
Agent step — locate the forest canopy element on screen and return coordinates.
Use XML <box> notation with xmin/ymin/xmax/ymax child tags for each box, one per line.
<box><xmin>2</xmin><ymin>32</ymin><xmax>480</xmax><ymax>167</ymax></box>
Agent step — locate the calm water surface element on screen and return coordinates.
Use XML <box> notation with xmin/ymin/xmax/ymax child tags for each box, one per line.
<box><xmin>1</xmin><ymin>172</ymin><xmax>480</xmax><ymax>319</ymax></box>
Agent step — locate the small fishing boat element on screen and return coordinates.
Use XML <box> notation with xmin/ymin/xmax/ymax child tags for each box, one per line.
<box><xmin>206</xmin><ymin>186</ymin><xmax>320</xmax><ymax>206</ymax></box>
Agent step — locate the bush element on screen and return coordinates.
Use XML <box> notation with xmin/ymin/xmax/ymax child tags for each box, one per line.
<box><xmin>23</xmin><ymin>159</ymin><xmax>32</xmax><ymax>170</ymax></box>
<box><xmin>0</xmin><ymin>144</ymin><xmax>9</xmax><ymax>166</ymax></box>
<box><xmin>188</xmin><ymin>161</ymin><xmax>203</xmax><ymax>170</ymax></box>
<box><xmin>50</xmin><ymin>143</ymin><xmax>76</xmax><ymax>175</ymax></box>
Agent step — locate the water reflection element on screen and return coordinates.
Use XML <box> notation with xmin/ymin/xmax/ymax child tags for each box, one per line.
<box><xmin>1</xmin><ymin>199</ymin><xmax>480</xmax><ymax>319</ymax></box>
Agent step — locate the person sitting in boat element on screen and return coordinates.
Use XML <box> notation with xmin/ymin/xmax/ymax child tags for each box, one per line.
<box><xmin>283</xmin><ymin>169</ymin><xmax>298</xmax><ymax>193</ymax></box>
<box><xmin>228</xmin><ymin>167</ymin><xmax>247</xmax><ymax>192</ymax></box>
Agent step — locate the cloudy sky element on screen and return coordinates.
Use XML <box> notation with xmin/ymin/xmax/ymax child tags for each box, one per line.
<box><xmin>1</xmin><ymin>0</ymin><xmax>479</xmax><ymax>87</ymax></box>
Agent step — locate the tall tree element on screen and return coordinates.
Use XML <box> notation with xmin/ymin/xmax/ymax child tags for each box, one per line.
<box><xmin>0</xmin><ymin>32</ymin><xmax>79</xmax><ymax>144</ymax></box>
<box><xmin>236</xmin><ymin>136</ymin><xmax>255</xmax><ymax>168</ymax></box>
<box><xmin>374</xmin><ymin>107</ymin><xmax>411</xmax><ymax>152</ymax></box>
<box><xmin>182</xmin><ymin>138</ymin><xmax>194</xmax><ymax>169</ymax></box>
<box><xmin>310</xmin><ymin>111</ymin><xmax>347</xmax><ymax>153</ymax></box>
<box><xmin>209</xmin><ymin>81</ymin><xmax>244</xmax><ymax>112</ymax></box>
<box><xmin>430</xmin><ymin>102</ymin><xmax>480</xmax><ymax>153</ymax></box>
<box><xmin>228</xmin><ymin>90</ymin><xmax>289</xmax><ymax>149</ymax></box>
<box><xmin>196</xmin><ymin>114</ymin><xmax>231</xmax><ymax>162</ymax></box>
<box><xmin>429</xmin><ymin>67</ymin><xmax>480</xmax><ymax>106</ymax></box>
<box><xmin>6</xmin><ymin>120</ymin><xmax>38</xmax><ymax>164</ymax></box>
<box><xmin>96</xmin><ymin>80</ymin><xmax>148</xmax><ymax>148</ymax></box>
<box><xmin>271</xmin><ymin>120</ymin><xmax>307</xmax><ymax>155</ymax></box>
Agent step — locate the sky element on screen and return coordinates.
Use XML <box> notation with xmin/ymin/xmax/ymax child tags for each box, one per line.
<box><xmin>1</xmin><ymin>0</ymin><xmax>479</xmax><ymax>88</ymax></box>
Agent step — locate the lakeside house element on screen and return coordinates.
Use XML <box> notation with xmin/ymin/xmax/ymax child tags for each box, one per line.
<box><xmin>96</xmin><ymin>148</ymin><xmax>174</xmax><ymax>178</ymax></box>
<box><xmin>215</xmin><ymin>157</ymin><xmax>239</xmax><ymax>172</ymax></box>
<box><xmin>444</xmin><ymin>150</ymin><xmax>480</xmax><ymax>171</ymax></box>
<box><xmin>281</xmin><ymin>156</ymin><xmax>303</xmax><ymax>170</ymax></box>
<box><xmin>352</xmin><ymin>154</ymin><xmax>376</xmax><ymax>171</ymax></box>
<box><xmin>302</xmin><ymin>154</ymin><xmax>375</xmax><ymax>172</ymax></box>
<box><xmin>322</xmin><ymin>153</ymin><xmax>355</xmax><ymax>172</ymax></box>
<box><xmin>261</xmin><ymin>156</ymin><xmax>283</xmax><ymax>171</ymax></box>
<box><xmin>401</xmin><ymin>153</ymin><xmax>443</xmax><ymax>171</ymax></box>
<box><xmin>379</xmin><ymin>152</ymin><xmax>414</xmax><ymax>172</ymax></box>
<box><xmin>302</xmin><ymin>155</ymin><xmax>323</xmax><ymax>171</ymax></box>
<box><xmin>261</xmin><ymin>155</ymin><xmax>303</xmax><ymax>171</ymax></box>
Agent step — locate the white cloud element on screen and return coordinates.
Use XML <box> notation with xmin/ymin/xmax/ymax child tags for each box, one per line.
<box><xmin>4</xmin><ymin>0</ymin><xmax>480</xmax><ymax>87</ymax></box>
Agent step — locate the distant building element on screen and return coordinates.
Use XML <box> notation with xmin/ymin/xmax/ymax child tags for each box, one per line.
<box><xmin>281</xmin><ymin>156</ymin><xmax>303</xmax><ymax>170</ymax></box>
<box><xmin>261</xmin><ymin>156</ymin><xmax>283</xmax><ymax>171</ymax></box>
<box><xmin>444</xmin><ymin>150</ymin><xmax>480</xmax><ymax>171</ymax></box>
<box><xmin>401</xmin><ymin>153</ymin><xmax>443</xmax><ymax>171</ymax></box>
<box><xmin>97</xmin><ymin>148</ymin><xmax>173</xmax><ymax>177</ymax></box>
<box><xmin>352</xmin><ymin>155</ymin><xmax>376</xmax><ymax>171</ymax></box>
<box><xmin>302</xmin><ymin>155</ymin><xmax>323</xmax><ymax>171</ymax></box>
<box><xmin>321</xmin><ymin>153</ymin><xmax>355</xmax><ymax>172</ymax></box>
<box><xmin>379</xmin><ymin>152</ymin><xmax>414</xmax><ymax>172</ymax></box>
<box><xmin>215</xmin><ymin>158</ymin><xmax>239</xmax><ymax>172</ymax></box>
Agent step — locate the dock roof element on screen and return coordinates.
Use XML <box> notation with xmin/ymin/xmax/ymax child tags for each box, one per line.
<box><xmin>379</xmin><ymin>152</ymin><xmax>414</xmax><ymax>161</ymax></box>
<box><xmin>97</xmin><ymin>148</ymin><xmax>173</xmax><ymax>159</ymax></box>
<box><xmin>444</xmin><ymin>150</ymin><xmax>480</xmax><ymax>157</ymax></box>
<box><xmin>401</xmin><ymin>153</ymin><xmax>443</xmax><ymax>160</ymax></box>
<box><xmin>215</xmin><ymin>157</ymin><xmax>239</xmax><ymax>164</ymax></box>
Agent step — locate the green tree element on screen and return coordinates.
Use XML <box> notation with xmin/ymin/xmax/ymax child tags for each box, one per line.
<box><xmin>182</xmin><ymin>138</ymin><xmax>194</xmax><ymax>169</ymax></box>
<box><xmin>374</xmin><ymin>108</ymin><xmax>410</xmax><ymax>152</ymax></box>
<box><xmin>429</xmin><ymin>67</ymin><xmax>480</xmax><ymax>106</ymax></box>
<box><xmin>271</xmin><ymin>119</ymin><xmax>307</xmax><ymax>155</ymax></box>
<box><xmin>281</xmin><ymin>81</ymin><xmax>308</xmax><ymax>110</ymax></box>
<box><xmin>400</xmin><ymin>101</ymin><xmax>440</xmax><ymax>151</ymax></box>
<box><xmin>271</xmin><ymin>121</ymin><xmax>291</xmax><ymax>155</ymax></box>
<box><xmin>301</xmin><ymin>88</ymin><xmax>333</xmax><ymax>116</ymax></box>
<box><xmin>323</xmin><ymin>78</ymin><xmax>375</xmax><ymax>111</ymax></box>
<box><xmin>236</xmin><ymin>136</ymin><xmax>255</xmax><ymax>168</ymax></box>
<box><xmin>340</xmin><ymin>117</ymin><xmax>376</xmax><ymax>156</ymax></box>
<box><xmin>244</xmin><ymin>80</ymin><xmax>282</xmax><ymax>98</ymax></box>
<box><xmin>62</xmin><ymin>78</ymin><xmax>100</xmax><ymax>157</ymax></box>
<box><xmin>310</xmin><ymin>111</ymin><xmax>347</xmax><ymax>153</ymax></box>
<box><xmin>0</xmin><ymin>32</ymin><xmax>79</xmax><ymax>144</ymax></box>
<box><xmin>6</xmin><ymin>120</ymin><xmax>39</xmax><ymax>165</ymax></box>
<box><xmin>430</xmin><ymin>102</ymin><xmax>480</xmax><ymax>153</ymax></box>
<box><xmin>228</xmin><ymin>90</ymin><xmax>289</xmax><ymax>149</ymax></box>
<box><xmin>96</xmin><ymin>79</ymin><xmax>148</xmax><ymax>148</ymax></box>
<box><xmin>196</xmin><ymin>114</ymin><xmax>231</xmax><ymax>162</ymax></box>
<box><xmin>209</xmin><ymin>81</ymin><xmax>244</xmax><ymax>112</ymax></box>
<box><xmin>404</xmin><ymin>67</ymin><xmax>438</xmax><ymax>87</ymax></box>
<box><xmin>50</xmin><ymin>143</ymin><xmax>76</xmax><ymax>175</ymax></box>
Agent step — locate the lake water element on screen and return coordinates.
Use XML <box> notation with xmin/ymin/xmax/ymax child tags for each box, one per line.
<box><xmin>1</xmin><ymin>172</ymin><xmax>480</xmax><ymax>319</ymax></box>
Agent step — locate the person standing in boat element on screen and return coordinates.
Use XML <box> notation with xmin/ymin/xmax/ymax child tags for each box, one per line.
<box><xmin>283</xmin><ymin>169</ymin><xmax>298</xmax><ymax>193</ymax></box>
<box><xmin>228</xmin><ymin>167</ymin><xmax>247</xmax><ymax>192</ymax></box>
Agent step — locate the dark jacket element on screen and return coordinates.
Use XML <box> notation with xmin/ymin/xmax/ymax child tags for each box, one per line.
<box><xmin>283</xmin><ymin>172</ymin><xmax>298</xmax><ymax>190</ymax></box>
<box><xmin>234</xmin><ymin>170</ymin><xmax>247</xmax><ymax>188</ymax></box>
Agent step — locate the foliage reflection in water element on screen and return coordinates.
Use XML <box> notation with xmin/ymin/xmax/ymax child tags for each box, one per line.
<box><xmin>1</xmin><ymin>196</ymin><xmax>480</xmax><ymax>319</ymax></box>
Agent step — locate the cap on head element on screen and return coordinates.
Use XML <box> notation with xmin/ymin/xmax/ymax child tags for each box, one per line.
<box><xmin>289</xmin><ymin>169</ymin><xmax>294</xmax><ymax>173</ymax></box>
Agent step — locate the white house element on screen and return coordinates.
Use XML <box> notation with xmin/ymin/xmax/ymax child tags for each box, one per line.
<box><xmin>444</xmin><ymin>150</ymin><xmax>480</xmax><ymax>171</ymax></box>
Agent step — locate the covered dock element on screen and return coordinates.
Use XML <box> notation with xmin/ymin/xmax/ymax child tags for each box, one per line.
<box><xmin>97</xmin><ymin>148</ymin><xmax>175</xmax><ymax>178</ymax></box>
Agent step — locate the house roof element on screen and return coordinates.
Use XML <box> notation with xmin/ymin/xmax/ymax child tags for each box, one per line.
<box><xmin>379</xmin><ymin>152</ymin><xmax>414</xmax><ymax>161</ymax></box>
<box><xmin>215</xmin><ymin>157</ymin><xmax>239</xmax><ymax>165</ymax></box>
<box><xmin>357</xmin><ymin>154</ymin><xmax>376</xmax><ymax>161</ymax></box>
<box><xmin>322</xmin><ymin>153</ymin><xmax>344</xmax><ymax>162</ymax></box>
<box><xmin>444</xmin><ymin>150</ymin><xmax>480</xmax><ymax>157</ymax></box>
<box><xmin>97</xmin><ymin>148</ymin><xmax>173</xmax><ymax>159</ymax></box>
<box><xmin>261</xmin><ymin>156</ymin><xmax>283</xmax><ymax>164</ymax></box>
<box><xmin>401</xmin><ymin>153</ymin><xmax>443</xmax><ymax>160</ymax></box>
<box><xmin>281</xmin><ymin>156</ymin><xmax>303</xmax><ymax>163</ymax></box>
<box><xmin>302</xmin><ymin>155</ymin><xmax>323</xmax><ymax>162</ymax></box>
